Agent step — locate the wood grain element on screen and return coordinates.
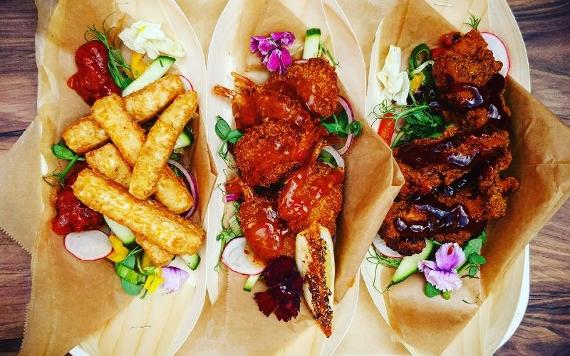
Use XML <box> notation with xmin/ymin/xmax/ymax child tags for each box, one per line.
<box><xmin>0</xmin><ymin>0</ymin><xmax>568</xmax><ymax>354</ymax></box>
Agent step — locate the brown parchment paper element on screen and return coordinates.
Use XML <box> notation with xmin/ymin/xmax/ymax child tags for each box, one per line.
<box><xmin>0</xmin><ymin>0</ymin><xmax>215</xmax><ymax>354</ymax></box>
<box><xmin>340</xmin><ymin>0</ymin><xmax>570</xmax><ymax>354</ymax></box>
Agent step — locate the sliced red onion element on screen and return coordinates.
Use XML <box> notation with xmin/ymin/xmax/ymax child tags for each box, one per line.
<box><xmin>323</xmin><ymin>146</ymin><xmax>345</xmax><ymax>169</ymax></box>
<box><xmin>337</xmin><ymin>96</ymin><xmax>354</xmax><ymax>155</ymax></box>
<box><xmin>178</xmin><ymin>74</ymin><xmax>194</xmax><ymax>91</ymax></box>
<box><xmin>225</xmin><ymin>193</ymin><xmax>241</xmax><ymax>202</ymax></box>
<box><xmin>168</xmin><ymin>159</ymin><xmax>198</xmax><ymax>218</ymax></box>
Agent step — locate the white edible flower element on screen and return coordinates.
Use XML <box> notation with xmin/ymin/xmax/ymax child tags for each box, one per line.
<box><xmin>119</xmin><ymin>20</ymin><xmax>185</xmax><ymax>60</ymax></box>
<box><xmin>377</xmin><ymin>45</ymin><xmax>410</xmax><ymax>106</ymax></box>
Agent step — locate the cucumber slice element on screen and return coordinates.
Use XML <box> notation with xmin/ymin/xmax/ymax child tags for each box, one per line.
<box><xmin>174</xmin><ymin>131</ymin><xmax>192</xmax><ymax>150</ymax></box>
<box><xmin>222</xmin><ymin>202</ymin><xmax>243</xmax><ymax>236</ymax></box>
<box><xmin>122</xmin><ymin>56</ymin><xmax>176</xmax><ymax>96</ymax></box>
<box><xmin>303</xmin><ymin>28</ymin><xmax>321</xmax><ymax>59</ymax></box>
<box><xmin>243</xmin><ymin>274</ymin><xmax>260</xmax><ymax>292</ymax></box>
<box><xmin>391</xmin><ymin>239</ymin><xmax>434</xmax><ymax>285</ymax></box>
<box><xmin>182</xmin><ymin>253</ymin><xmax>201</xmax><ymax>270</ymax></box>
<box><xmin>104</xmin><ymin>216</ymin><xmax>135</xmax><ymax>244</ymax></box>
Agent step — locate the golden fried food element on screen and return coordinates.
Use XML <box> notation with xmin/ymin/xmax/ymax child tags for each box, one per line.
<box><xmin>91</xmin><ymin>94</ymin><xmax>146</xmax><ymax>165</ymax></box>
<box><xmin>62</xmin><ymin>116</ymin><xmax>109</xmax><ymax>154</ymax></box>
<box><xmin>135</xmin><ymin>235</ymin><xmax>174</xmax><ymax>267</ymax></box>
<box><xmin>62</xmin><ymin>75</ymin><xmax>185</xmax><ymax>154</ymax></box>
<box><xmin>72</xmin><ymin>169</ymin><xmax>204</xmax><ymax>255</ymax></box>
<box><xmin>267</xmin><ymin>58</ymin><xmax>340</xmax><ymax>117</ymax></box>
<box><xmin>432</xmin><ymin>30</ymin><xmax>502</xmax><ymax>89</ymax></box>
<box><xmin>214</xmin><ymin>73</ymin><xmax>312</xmax><ymax>131</ymax></box>
<box><xmin>238</xmin><ymin>195</ymin><xmax>295</xmax><ymax>263</ymax></box>
<box><xmin>90</xmin><ymin>94</ymin><xmax>193</xmax><ymax>214</ymax></box>
<box><xmin>278</xmin><ymin>162</ymin><xmax>344</xmax><ymax>234</ymax></box>
<box><xmin>234</xmin><ymin>118</ymin><xmax>325</xmax><ymax>187</ymax></box>
<box><xmin>85</xmin><ymin>143</ymin><xmax>132</xmax><ymax>187</ymax></box>
<box><xmin>129</xmin><ymin>91</ymin><xmax>198</xmax><ymax>199</ymax></box>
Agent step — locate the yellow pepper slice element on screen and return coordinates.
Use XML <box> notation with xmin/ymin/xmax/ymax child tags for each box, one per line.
<box><xmin>107</xmin><ymin>235</ymin><xmax>129</xmax><ymax>262</ymax></box>
<box><xmin>130</xmin><ymin>53</ymin><xmax>148</xmax><ymax>79</ymax></box>
<box><xmin>143</xmin><ymin>270</ymin><xmax>164</xmax><ymax>294</ymax></box>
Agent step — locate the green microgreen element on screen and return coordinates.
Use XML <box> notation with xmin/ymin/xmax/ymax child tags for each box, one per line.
<box><xmin>215</xmin><ymin>116</ymin><xmax>243</xmax><ymax>162</ymax></box>
<box><xmin>43</xmin><ymin>142</ymin><xmax>85</xmax><ymax>186</ymax></box>
<box><xmin>366</xmin><ymin>246</ymin><xmax>401</xmax><ymax>293</ymax></box>
<box><xmin>459</xmin><ymin>230</ymin><xmax>487</xmax><ymax>278</ymax></box>
<box><xmin>372</xmin><ymin>100</ymin><xmax>445</xmax><ymax>148</ymax></box>
<box><xmin>85</xmin><ymin>25</ymin><xmax>133</xmax><ymax>89</ymax></box>
<box><xmin>321</xmin><ymin>108</ymin><xmax>362</xmax><ymax>137</ymax></box>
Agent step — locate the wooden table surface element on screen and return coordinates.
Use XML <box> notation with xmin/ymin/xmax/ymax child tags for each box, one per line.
<box><xmin>0</xmin><ymin>0</ymin><xmax>568</xmax><ymax>354</ymax></box>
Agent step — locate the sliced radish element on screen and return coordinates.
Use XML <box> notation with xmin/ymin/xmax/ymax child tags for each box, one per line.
<box><xmin>373</xmin><ymin>234</ymin><xmax>402</xmax><ymax>258</ymax></box>
<box><xmin>64</xmin><ymin>230</ymin><xmax>112</xmax><ymax>261</ymax></box>
<box><xmin>481</xmin><ymin>32</ymin><xmax>510</xmax><ymax>77</ymax></box>
<box><xmin>222</xmin><ymin>237</ymin><xmax>265</xmax><ymax>275</ymax></box>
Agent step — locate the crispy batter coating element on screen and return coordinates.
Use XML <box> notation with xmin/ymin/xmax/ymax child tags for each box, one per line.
<box><xmin>433</xmin><ymin>30</ymin><xmax>503</xmax><ymax>89</ymax></box>
<box><xmin>90</xmin><ymin>94</ymin><xmax>193</xmax><ymax>214</ymax></box>
<box><xmin>238</xmin><ymin>195</ymin><xmax>295</xmax><ymax>263</ymax></box>
<box><xmin>85</xmin><ymin>143</ymin><xmax>132</xmax><ymax>187</ymax></box>
<box><xmin>268</xmin><ymin>58</ymin><xmax>340</xmax><ymax>117</ymax></box>
<box><xmin>62</xmin><ymin>116</ymin><xmax>109</xmax><ymax>154</ymax></box>
<box><xmin>62</xmin><ymin>75</ymin><xmax>184</xmax><ymax>154</ymax></box>
<box><xmin>135</xmin><ymin>235</ymin><xmax>174</xmax><ymax>267</ymax></box>
<box><xmin>130</xmin><ymin>91</ymin><xmax>198</xmax><ymax>199</ymax></box>
<box><xmin>72</xmin><ymin>169</ymin><xmax>204</xmax><ymax>255</ymax></box>
<box><xmin>234</xmin><ymin>118</ymin><xmax>325</xmax><ymax>187</ymax></box>
<box><xmin>395</xmin><ymin>128</ymin><xmax>512</xmax><ymax>198</ymax></box>
<box><xmin>214</xmin><ymin>73</ymin><xmax>312</xmax><ymax>131</ymax></box>
<box><xmin>278</xmin><ymin>162</ymin><xmax>344</xmax><ymax>235</ymax></box>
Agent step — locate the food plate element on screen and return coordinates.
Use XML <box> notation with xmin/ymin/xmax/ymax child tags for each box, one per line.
<box><xmin>359</xmin><ymin>0</ymin><xmax>531</xmax><ymax>353</ymax></box>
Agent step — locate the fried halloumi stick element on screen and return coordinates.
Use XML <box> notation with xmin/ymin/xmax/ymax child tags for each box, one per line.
<box><xmin>85</xmin><ymin>143</ymin><xmax>132</xmax><ymax>187</ymax></box>
<box><xmin>72</xmin><ymin>169</ymin><xmax>204</xmax><ymax>255</ymax></box>
<box><xmin>135</xmin><ymin>235</ymin><xmax>174</xmax><ymax>266</ymax></box>
<box><xmin>62</xmin><ymin>75</ymin><xmax>185</xmax><ymax>154</ymax></box>
<box><xmin>85</xmin><ymin>144</ymin><xmax>175</xmax><ymax>262</ymax></box>
<box><xmin>129</xmin><ymin>91</ymin><xmax>198</xmax><ymax>199</ymax></box>
<box><xmin>90</xmin><ymin>95</ymin><xmax>193</xmax><ymax>214</ymax></box>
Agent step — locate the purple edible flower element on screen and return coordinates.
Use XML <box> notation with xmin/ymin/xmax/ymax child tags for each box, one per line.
<box><xmin>418</xmin><ymin>242</ymin><xmax>465</xmax><ymax>292</ymax></box>
<box><xmin>161</xmin><ymin>266</ymin><xmax>189</xmax><ymax>294</ymax></box>
<box><xmin>250</xmin><ymin>31</ymin><xmax>295</xmax><ymax>74</ymax></box>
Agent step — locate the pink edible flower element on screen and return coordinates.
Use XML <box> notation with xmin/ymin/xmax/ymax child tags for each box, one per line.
<box><xmin>250</xmin><ymin>32</ymin><xmax>295</xmax><ymax>74</ymax></box>
<box><xmin>160</xmin><ymin>266</ymin><xmax>189</xmax><ymax>294</ymax></box>
<box><xmin>418</xmin><ymin>242</ymin><xmax>465</xmax><ymax>292</ymax></box>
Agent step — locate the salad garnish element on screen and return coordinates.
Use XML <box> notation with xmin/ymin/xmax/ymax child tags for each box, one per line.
<box><xmin>86</xmin><ymin>26</ymin><xmax>133</xmax><ymax>89</ymax></box>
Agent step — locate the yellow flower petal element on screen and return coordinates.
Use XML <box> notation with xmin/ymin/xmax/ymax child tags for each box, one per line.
<box><xmin>131</xmin><ymin>53</ymin><xmax>148</xmax><ymax>79</ymax></box>
<box><xmin>106</xmin><ymin>235</ymin><xmax>129</xmax><ymax>262</ymax></box>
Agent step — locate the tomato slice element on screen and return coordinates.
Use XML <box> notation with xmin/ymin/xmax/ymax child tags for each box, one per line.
<box><xmin>377</xmin><ymin>113</ymin><xmax>395</xmax><ymax>145</ymax></box>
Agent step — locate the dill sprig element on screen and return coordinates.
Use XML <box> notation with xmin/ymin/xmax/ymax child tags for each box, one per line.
<box><xmin>85</xmin><ymin>25</ymin><xmax>133</xmax><ymax>89</ymax></box>
<box><xmin>464</xmin><ymin>12</ymin><xmax>482</xmax><ymax>31</ymax></box>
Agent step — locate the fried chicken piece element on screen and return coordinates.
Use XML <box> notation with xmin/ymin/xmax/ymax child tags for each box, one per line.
<box><xmin>214</xmin><ymin>73</ymin><xmax>313</xmax><ymax>131</ymax></box>
<box><xmin>234</xmin><ymin>118</ymin><xmax>325</xmax><ymax>187</ymax></box>
<box><xmin>238</xmin><ymin>195</ymin><xmax>295</xmax><ymax>263</ymax></box>
<box><xmin>433</xmin><ymin>30</ymin><xmax>503</xmax><ymax>89</ymax></box>
<box><xmin>395</xmin><ymin>128</ymin><xmax>511</xmax><ymax>198</ymax></box>
<box><xmin>278</xmin><ymin>162</ymin><xmax>344</xmax><ymax>235</ymax></box>
<box><xmin>266</xmin><ymin>58</ymin><xmax>340</xmax><ymax>117</ymax></box>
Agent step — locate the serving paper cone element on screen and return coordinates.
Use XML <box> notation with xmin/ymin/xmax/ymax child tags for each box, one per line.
<box><xmin>201</xmin><ymin>0</ymin><xmax>401</xmax><ymax>353</ymax></box>
<box><xmin>348</xmin><ymin>0</ymin><xmax>570</xmax><ymax>354</ymax></box>
<box><xmin>0</xmin><ymin>0</ymin><xmax>215</xmax><ymax>354</ymax></box>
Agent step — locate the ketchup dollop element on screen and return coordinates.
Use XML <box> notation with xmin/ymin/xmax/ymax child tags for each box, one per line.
<box><xmin>51</xmin><ymin>163</ymin><xmax>102</xmax><ymax>235</ymax></box>
<box><xmin>67</xmin><ymin>40</ymin><xmax>121</xmax><ymax>105</ymax></box>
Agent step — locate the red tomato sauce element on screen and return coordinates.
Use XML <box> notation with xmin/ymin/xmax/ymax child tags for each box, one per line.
<box><xmin>67</xmin><ymin>40</ymin><xmax>121</xmax><ymax>105</ymax></box>
<box><xmin>51</xmin><ymin>163</ymin><xmax>102</xmax><ymax>235</ymax></box>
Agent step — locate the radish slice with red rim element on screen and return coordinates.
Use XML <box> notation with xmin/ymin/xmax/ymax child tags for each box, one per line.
<box><xmin>481</xmin><ymin>32</ymin><xmax>510</xmax><ymax>77</ymax></box>
<box><xmin>64</xmin><ymin>230</ymin><xmax>112</xmax><ymax>261</ymax></box>
<box><xmin>372</xmin><ymin>234</ymin><xmax>402</xmax><ymax>258</ymax></box>
<box><xmin>222</xmin><ymin>237</ymin><xmax>265</xmax><ymax>275</ymax></box>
